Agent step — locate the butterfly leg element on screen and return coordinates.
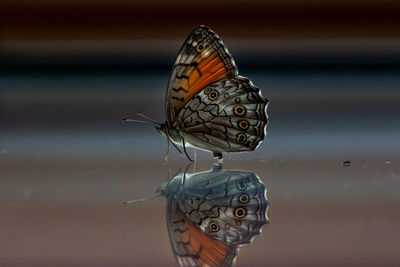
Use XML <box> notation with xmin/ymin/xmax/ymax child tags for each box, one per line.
<box><xmin>213</xmin><ymin>152</ymin><xmax>223</xmax><ymax>159</ymax></box>
<box><xmin>181</xmin><ymin>163</ymin><xmax>193</xmax><ymax>185</ymax></box>
<box><xmin>213</xmin><ymin>162</ymin><xmax>223</xmax><ymax>171</ymax></box>
<box><xmin>166</xmin><ymin>159</ymin><xmax>171</xmax><ymax>182</ymax></box>
<box><xmin>182</xmin><ymin>138</ymin><xmax>195</xmax><ymax>162</ymax></box>
<box><xmin>164</xmin><ymin>138</ymin><xmax>171</xmax><ymax>161</ymax></box>
<box><xmin>213</xmin><ymin>152</ymin><xmax>224</xmax><ymax>164</ymax></box>
<box><xmin>193</xmin><ymin>147</ymin><xmax>197</xmax><ymax>162</ymax></box>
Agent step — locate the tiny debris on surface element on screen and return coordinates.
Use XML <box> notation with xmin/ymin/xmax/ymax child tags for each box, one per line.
<box><xmin>342</xmin><ymin>160</ymin><xmax>351</xmax><ymax>167</ymax></box>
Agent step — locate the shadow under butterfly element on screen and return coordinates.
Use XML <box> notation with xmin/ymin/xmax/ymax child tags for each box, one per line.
<box><xmin>157</xmin><ymin>164</ymin><xmax>269</xmax><ymax>267</ymax></box>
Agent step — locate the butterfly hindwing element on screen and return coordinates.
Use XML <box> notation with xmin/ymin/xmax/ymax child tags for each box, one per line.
<box><xmin>166</xmin><ymin>26</ymin><xmax>238</xmax><ymax>124</ymax></box>
<box><xmin>175</xmin><ymin>78</ymin><xmax>269</xmax><ymax>152</ymax></box>
<box><xmin>178</xmin><ymin>170</ymin><xmax>269</xmax><ymax>246</ymax></box>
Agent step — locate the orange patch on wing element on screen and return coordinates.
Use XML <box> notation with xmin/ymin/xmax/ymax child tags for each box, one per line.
<box><xmin>186</xmin><ymin>220</ymin><xmax>231</xmax><ymax>267</ymax></box>
<box><xmin>172</xmin><ymin>51</ymin><xmax>232</xmax><ymax>113</ymax></box>
<box><xmin>188</xmin><ymin>65</ymin><xmax>227</xmax><ymax>94</ymax></box>
<box><xmin>188</xmin><ymin>68</ymin><xmax>200</xmax><ymax>86</ymax></box>
<box><xmin>184</xmin><ymin>61</ymin><xmax>227</xmax><ymax>99</ymax></box>
<box><xmin>199</xmin><ymin>56</ymin><xmax>222</xmax><ymax>74</ymax></box>
<box><xmin>198</xmin><ymin>52</ymin><xmax>218</xmax><ymax>70</ymax></box>
<box><xmin>178</xmin><ymin>77</ymin><xmax>189</xmax><ymax>91</ymax></box>
<box><xmin>180</xmin><ymin>228</ymin><xmax>190</xmax><ymax>243</ymax></box>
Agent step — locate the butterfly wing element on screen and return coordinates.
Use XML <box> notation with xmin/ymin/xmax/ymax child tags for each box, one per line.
<box><xmin>166</xmin><ymin>193</ymin><xmax>237</xmax><ymax>267</ymax></box>
<box><xmin>166</xmin><ymin>26</ymin><xmax>238</xmax><ymax>124</ymax></box>
<box><xmin>178</xmin><ymin>169</ymin><xmax>269</xmax><ymax>246</ymax></box>
<box><xmin>175</xmin><ymin>77</ymin><xmax>269</xmax><ymax>152</ymax></box>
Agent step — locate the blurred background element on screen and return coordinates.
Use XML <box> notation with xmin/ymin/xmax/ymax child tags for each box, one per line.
<box><xmin>1</xmin><ymin>0</ymin><xmax>400</xmax><ymax>266</ymax></box>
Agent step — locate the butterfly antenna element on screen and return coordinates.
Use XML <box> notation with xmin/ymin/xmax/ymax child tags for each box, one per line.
<box><xmin>121</xmin><ymin>118</ymin><xmax>155</xmax><ymax>125</ymax></box>
<box><xmin>137</xmin><ymin>113</ymin><xmax>162</xmax><ymax>126</ymax></box>
<box><xmin>124</xmin><ymin>194</ymin><xmax>160</xmax><ymax>206</ymax></box>
<box><xmin>121</xmin><ymin>113</ymin><xmax>161</xmax><ymax>126</ymax></box>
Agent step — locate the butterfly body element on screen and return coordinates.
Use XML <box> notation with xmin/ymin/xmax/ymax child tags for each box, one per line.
<box><xmin>159</xmin><ymin>167</ymin><xmax>269</xmax><ymax>267</ymax></box>
<box><xmin>158</xmin><ymin>26</ymin><xmax>269</xmax><ymax>159</ymax></box>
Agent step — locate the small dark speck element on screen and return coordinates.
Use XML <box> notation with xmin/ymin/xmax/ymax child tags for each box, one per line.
<box><xmin>342</xmin><ymin>160</ymin><xmax>351</xmax><ymax>167</ymax></box>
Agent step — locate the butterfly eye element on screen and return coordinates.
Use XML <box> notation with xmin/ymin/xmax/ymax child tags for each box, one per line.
<box><xmin>237</xmin><ymin>180</ymin><xmax>247</xmax><ymax>190</ymax></box>
<box><xmin>236</xmin><ymin>133</ymin><xmax>247</xmax><ymax>144</ymax></box>
<box><xmin>208</xmin><ymin>90</ymin><xmax>219</xmax><ymax>101</ymax></box>
<box><xmin>234</xmin><ymin>105</ymin><xmax>246</xmax><ymax>116</ymax></box>
<box><xmin>238</xmin><ymin>194</ymin><xmax>249</xmax><ymax>204</ymax></box>
<box><xmin>234</xmin><ymin>207</ymin><xmax>247</xmax><ymax>218</ymax></box>
<box><xmin>209</xmin><ymin>221</ymin><xmax>220</xmax><ymax>232</ymax></box>
<box><xmin>204</xmin><ymin>88</ymin><xmax>211</xmax><ymax>94</ymax></box>
<box><xmin>238</xmin><ymin>120</ymin><xmax>249</xmax><ymax>130</ymax></box>
<box><xmin>196</xmin><ymin>43</ymin><xmax>205</xmax><ymax>52</ymax></box>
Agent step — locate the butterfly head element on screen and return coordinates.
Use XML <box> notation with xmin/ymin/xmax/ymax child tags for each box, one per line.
<box><xmin>156</xmin><ymin>182</ymin><xmax>168</xmax><ymax>196</ymax></box>
<box><xmin>156</xmin><ymin>123</ymin><xmax>182</xmax><ymax>144</ymax></box>
<box><xmin>155</xmin><ymin>123</ymin><xmax>167</xmax><ymax>137</ymax></box>
<box><xmin>155</xmin><ymin>176</ymin><xmax>181</xmax><ymax>197</ymax></box>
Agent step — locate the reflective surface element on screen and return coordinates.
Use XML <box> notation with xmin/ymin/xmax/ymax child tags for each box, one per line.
<box><xmin>1</xmin><ymin>70</ymin><xmax>400</xmax><ymax>266</ymax></box>
<box><xmin>155</xmin><ymin>164</ymin><xmax>268</xmax><ymax>266</ymax></box>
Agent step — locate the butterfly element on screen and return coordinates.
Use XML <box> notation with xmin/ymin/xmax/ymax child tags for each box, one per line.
<box><xmin>157</xmin><ymin>165</ymin><xmax>269</xmax><ymax>267</ymax></box>
<box><xmin>125</xmin><ymin>26</ymin><xmax>269</xmax><ymax>161</ymax></box>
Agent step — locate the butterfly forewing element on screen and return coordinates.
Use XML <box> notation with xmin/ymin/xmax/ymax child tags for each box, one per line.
<box><xmin>166</xmin><ymin>26</ymin><xmax>238</xmax><ymax>124</ymax></box>
<box><xmin>166</xmin><ymin>191</ymin><xmax>237</xmax><ymax>267</ymax></box>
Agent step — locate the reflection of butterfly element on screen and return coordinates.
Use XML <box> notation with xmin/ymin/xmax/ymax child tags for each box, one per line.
<box><xmin>158</xmin><ymin>166</ymin><xmax>269</xmax><ymax>267</ymax></box>
<box><xmin>156</xmin><ymin>26</ymin><xmax>269</xmax><ymax>161</ymax></box>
